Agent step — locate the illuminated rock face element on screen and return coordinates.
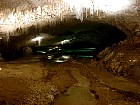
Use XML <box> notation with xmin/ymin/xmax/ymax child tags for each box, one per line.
<box><xmin>0</xmin><ymin>0</ymin><xmax>139</xmax><ymax>38</ymax></box>
<box><xmin>97</xmin><ymin>35</ymin><xmax>140</xmax><ymax>82</ymax></box>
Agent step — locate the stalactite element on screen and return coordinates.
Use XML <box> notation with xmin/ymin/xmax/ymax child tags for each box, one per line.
<box><xmin>0</xmin><ymin>0</ymin><xmax>134</xmax><ymax>39</ymax></box>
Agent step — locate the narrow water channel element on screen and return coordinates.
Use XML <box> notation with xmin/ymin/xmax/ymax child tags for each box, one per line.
<box><xmin>52</xmin><ymin>68</ymin><xmax>98</xmax><ymax>105</ymax></box>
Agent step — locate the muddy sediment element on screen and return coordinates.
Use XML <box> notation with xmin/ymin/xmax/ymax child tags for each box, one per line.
<box><xmin>0</xmin><ymin>55</ymin><xmax>140</xmax><ymax>105</ymax></box>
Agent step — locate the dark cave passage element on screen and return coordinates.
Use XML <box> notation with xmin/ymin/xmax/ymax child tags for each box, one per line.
<box><xmin>0</xmin><ymin>20</ymin><xmax>127</xmax><ymax>61</ymax></box>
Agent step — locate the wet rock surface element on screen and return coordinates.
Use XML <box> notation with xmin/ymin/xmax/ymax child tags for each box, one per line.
<box><xmin>52</xmin><ymin>68</ymin><xmax>97</xmax><ymax>105</ymax></box>
<box><xmin>0</xmin><ymin>37</ymin><xmax>140</xmax><ymax>105</ymax></box>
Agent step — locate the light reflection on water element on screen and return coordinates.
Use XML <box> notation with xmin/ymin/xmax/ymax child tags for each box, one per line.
<box><xmin>47</xmin><ymin>54</ymin><xmax>94</xmax><ymax>63</ymax></box>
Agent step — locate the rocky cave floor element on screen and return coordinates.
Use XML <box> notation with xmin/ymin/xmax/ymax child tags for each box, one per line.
<box><xmin>0</xmin><ymin>36</ymin><xmax>140</xmax><ymax>105</ymax></box>
<box><xmin>0</xmin><ymin>56</ymin><xmax>139</xmax><ymax>105</ymax></box>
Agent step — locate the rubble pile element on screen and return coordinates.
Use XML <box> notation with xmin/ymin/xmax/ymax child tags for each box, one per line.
<box><xmin>97</xmin><ymin>36</ymin><xmax>140</xmax><ymax>83</ymax></box>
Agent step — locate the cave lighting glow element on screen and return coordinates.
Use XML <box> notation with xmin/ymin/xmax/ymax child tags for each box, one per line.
<box><xmin>93</xmin><ymin>0</ymin><xmax>132</xmax><ymax>12</ymax></box>
<box><xmin>31</xmin><ymin>36</ymin><xmax>43</xmax><ymax>41</ymax></box>
<box><xmin>0</xmin><ymin>0</ymin><xmax>133</xmax><ymax>35</ymax></box>
<box><xmin>31</xmin><ymin>36</ymin><xmax>43</xmax><ymax>46</ymax></box>
<box><xmin>63</xmin><ymin>0</ymin><xmax>132</xmax><ymax>13</ymax></box>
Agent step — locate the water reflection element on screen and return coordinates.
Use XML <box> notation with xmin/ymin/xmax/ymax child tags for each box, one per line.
<box><xmin>38</xmin><ymin>47</ymin><xmax>96</xmax><ymax>63</ymax></box>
